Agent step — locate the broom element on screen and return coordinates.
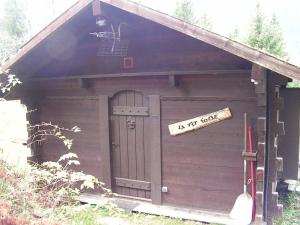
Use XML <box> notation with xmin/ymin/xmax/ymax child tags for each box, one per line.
<box><xmin>230</xmin><ymin>113</ymin><xmax>253</xmax><ymax>225</ymax></box>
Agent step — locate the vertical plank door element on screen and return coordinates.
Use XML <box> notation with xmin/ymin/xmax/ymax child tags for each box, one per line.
<box><xmin>110</xmin><ymin>90</ymin><xmax>153</xmax><ymax>199</ymax></box>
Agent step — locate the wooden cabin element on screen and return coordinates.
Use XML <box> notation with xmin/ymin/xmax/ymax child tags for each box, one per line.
<box><xmin>2</xmin><ymin>0</ymin><xmax>300</xmax><ymax>224</ymax></box>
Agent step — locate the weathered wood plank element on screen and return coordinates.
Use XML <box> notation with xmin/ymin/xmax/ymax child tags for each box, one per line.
<box><xmin>144</xmin><ymin>105</ymin><xmax>151</xmax><ymax>199</ymax></box>
<box><xmin>111</xmin><ymin>95</ymin><xmax>122</xmax><ymax>194</ymax></box>
<box><xmin>119</xmin><ymin>93</ymin><xmax>129</xmax><ymax>195</ymax></box>
<box><xmin>115</xmin><ymin>177</ymin><xmax>151</xmax><ymax>191</ymax></box>
<box><xmin>135</xmin><ymin>93</ymin><xmax>146</xmax><ymax>198</ymax></box>
<box><xmin>127</xmin><ymin>91</ymin><xmax>138</xmax><ymax>197</ymax></box>
<box><xmin>168</xmin><ymin>107</ymin><xmax>232</xmax><ymax>136</ymax></box>
<box><xmin>112</xmin><ymin>106</ymin><xmax>149</xmax><ymax>116</ymax></box>
<box><xmin>99</xmin><ymin>95</ymin><xmax>112</xmax><ymax>190</ymax></box>
<box><xmin>149</xmin><ymin>95</ymin><xmax>162</xmax><ymax>204</ymax></box>
<box><xmin>253</xmin><ymin>65</ymin><xmax>267</xmax><ymax>221</ymax></box>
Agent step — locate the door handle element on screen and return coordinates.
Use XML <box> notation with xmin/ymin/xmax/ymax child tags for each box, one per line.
<box><xmin>111</xmin><ymin>142</ymin><xmax>119</xmax><ymax>148</ymax></box>
<box><xmin>127</xmin><ymin>116</ymin><xmax>136</xmax><ymax>129</ymax></box>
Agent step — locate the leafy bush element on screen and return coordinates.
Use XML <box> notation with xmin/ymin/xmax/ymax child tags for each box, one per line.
<box><xmin>29</xmin><ymin>152</ymin><xmax>111</xmax><ymax>208</ymax></box>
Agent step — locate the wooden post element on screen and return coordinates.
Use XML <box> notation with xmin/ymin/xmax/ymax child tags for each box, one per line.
<box><xmin>168</xmin><ymin>75</ymin><xmax>178</xmax><ymax>87</ymax></box>
<box><xmin>253</xmin><ymin>63</ymin><xmax>289</xmax><ymax>224</ymax></box>
<box><xmin>99</xmin><ymin>95</ymin><xmax>112</xmax><ymax>190</ymax></box>
<box><xmin>252</xmin><ymin>64</ymin><xmax>267</xmax><ymax>223</ymax></box>
<box><xmin>149</xmin><ymin>95</ymin><xmax>162</xmax><ymax>204</ymax></box>
<box><xmin>265</xmin><ymin>73</ymin><xmax>288</xmax><ymax>223</ymax></box>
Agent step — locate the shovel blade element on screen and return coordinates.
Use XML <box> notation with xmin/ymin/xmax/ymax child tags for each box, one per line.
<box><xmin>230</xmin><ymin>193</ymin><xmax>253</xmax><ymax>225</ymax></box>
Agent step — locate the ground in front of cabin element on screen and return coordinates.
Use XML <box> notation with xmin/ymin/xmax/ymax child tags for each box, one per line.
<box><xmin>0</xmin><ymin>160</ymin><xmax>218</xmax><ymax>225</ymax></box>
<box><xmin>1</xmin><ymin>159</ymin><xmax>299</xmax><ymax>225</ymax></box>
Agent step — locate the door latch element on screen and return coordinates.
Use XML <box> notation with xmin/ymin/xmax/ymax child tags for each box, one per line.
<box><xmin>127</xmin><ymin>116</ymin><xmax>136</xmax><ymax>129</ymax></box>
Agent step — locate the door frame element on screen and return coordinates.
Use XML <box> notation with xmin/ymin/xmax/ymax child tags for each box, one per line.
<box><xmin>149</xmin><ymin>95</ymin><xmax>162</xmax><ymax>204</ymax></box>
<box><xmin>107</xmin><ymin>92</ymin><xmax>162</xmax><ymax>204</ymax></box>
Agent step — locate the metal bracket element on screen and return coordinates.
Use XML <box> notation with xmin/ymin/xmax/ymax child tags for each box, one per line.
<box><xmin>113</xmin><ymin>106</ymin><xmax>149</xmax><ymax>116</ymax></box>
<box><xmin>127</xmin><ymin>116</ymin><xmax>136</xmax><ymax>129</ymax></box>
<box><xmin>242</xmin><ymin>151</ymin><xmax>258</xmax><ymax>162</ymax></box>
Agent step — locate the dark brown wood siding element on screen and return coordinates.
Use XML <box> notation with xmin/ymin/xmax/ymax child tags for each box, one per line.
<box><xmin>39</xmin><ymin>97</ymin><xmax>104</xmax><ymax>186</ymax></box>
<box><xmin>29</xmin><ymin>73</ymin><xmax>258</xmax><ymax>213</ymax></box>
<box><xmin>278</xmin><ymin>88</ymin><xmax>300</xmax><ymax>180</ymax></box>
<box><xmin>161</xmin><ymin>98</ymin><xmax>257</xmax><ymax>212</ymax></box>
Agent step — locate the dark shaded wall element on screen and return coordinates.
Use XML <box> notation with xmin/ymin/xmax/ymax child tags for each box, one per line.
<box><xmin>278</xmin><ymin>88</ymin><xmax>300</xmax><ymax>180</ymax></box>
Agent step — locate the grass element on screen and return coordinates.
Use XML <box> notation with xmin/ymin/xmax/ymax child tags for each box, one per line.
<box><xmin>47</xmin><ymin>203</ymin><xmax>207</xmax><ymax>225</ymax></box>
<box><xmin>274</xmin><ymin>192</ymin><xmax>300</xmax><ymax>225</ymax></box>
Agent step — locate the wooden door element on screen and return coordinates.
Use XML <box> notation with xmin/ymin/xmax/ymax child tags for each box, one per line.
<box><xmin>110</xmin><ymin>91</ymin><xmax>152</xmax><ymax>199</ymax></box>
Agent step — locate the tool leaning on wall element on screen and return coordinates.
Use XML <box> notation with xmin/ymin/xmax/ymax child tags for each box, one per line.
<box><xmin>230</xmin><ymin>113</ymin><xmax>254</xmax><ymax>225</ymax></box>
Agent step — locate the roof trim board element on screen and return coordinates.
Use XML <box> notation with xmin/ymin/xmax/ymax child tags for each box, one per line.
<box><xmin>2</xmin><ymin>0</ymin><xmax>300</xmax><ymax>80</ymax></box>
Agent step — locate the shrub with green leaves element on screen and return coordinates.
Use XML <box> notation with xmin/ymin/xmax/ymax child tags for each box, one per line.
<box><xmin>29</xmin><ymin>152</ymin><xmax>110</xmax><ymax>207</ymax></box>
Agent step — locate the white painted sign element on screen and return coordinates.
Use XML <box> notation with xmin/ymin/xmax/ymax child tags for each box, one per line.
<box><xmin>168</xmin><ymin>107</ymin><xmax>232</xmax><ymax>136</ymax></box>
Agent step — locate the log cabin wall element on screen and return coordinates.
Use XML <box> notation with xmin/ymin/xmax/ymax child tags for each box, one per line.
<box><xmin>21</xmin><ymin>71</ymin><xmax>259</xmax><ymax>213</ymax></box>
<box><xmin>13</xmin><ymin>2</ymin><xmax>264</xmax><ymax>218</ymax></box>
<box><xmin>4</xmin><ymin>1</ymin><xmax>300</xmax><ymax>224</ymax></box>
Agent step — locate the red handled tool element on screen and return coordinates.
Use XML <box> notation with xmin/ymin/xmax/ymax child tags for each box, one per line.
<box><xmin>248</xmin><ymin>126</ymin><xmax>255</xmax><ymax>221</ymax></box>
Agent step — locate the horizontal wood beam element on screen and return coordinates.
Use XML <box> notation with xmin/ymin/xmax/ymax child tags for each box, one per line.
<box><xmin>161</xmin><ymin>96</ymin><xmax>256</xmax><ymax>102</ymax></box>
<box><xmin>115</xmin><ymin>177</ymin><xmax>151</xmax><ymax>191</ymax></box>
<box><xmin>112</xmin><ymin>106</ymin><xmax>149</xmax><ymax>116</ymax></box>
<box><xmin>31</xmin><ymin>69</ymin><xmax>251</xmax><ymax>81</ymax></box>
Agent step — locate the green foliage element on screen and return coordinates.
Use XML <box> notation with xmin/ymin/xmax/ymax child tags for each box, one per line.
<box><xmin>29</xmin><ymin>152</ymin><xmax>106</xmax><ymax>207</ymax></box>
<box><xmin>50</xmin><ymin>203</ymin><xmax>207</xmax><ymax>225</ymax></box>
<box><xmin>174</xmin><ymin>0</ymin><xmax>198</xmax><ymax>24</ymax></box>
<box><xmin>2</xmin><ymin>0</ymin><xmax>28</xmax><ymax>39</ymax></box>
<box><xmin>0</xmin><ymin>0</ymin><xmax>29</xmax><ymax>64</ymax></box>
<box><xmin>274</xmin><ymin>193</ymin><xmax>300</xmax><ymax>225</ymax></box>
<box><xmin>173</xmin><ymin>0</ymin><xmax>213</xmax><ymax>30</ymax></box>
<box><xmin>228</xmin><ymin>27</ymin><xmax>240</xmax><ymax>41</ymax></box>
<box><xmin>245</xmin><ymin>4</ymin><xmax>288</xmax><ymax>60</ymax></box>
<box><xmin>286</xmin><ymin>80</ymin><xmax>300</xmax><ymax>88</ymax></box>
<box><xmin>0</xmin><ymin>158</ymin><xmax>216</xmax><ymax>224</ymax></box>
<box><xmin>198</xmin><ymin>13</ymin><xmax>213</xmax><ymax>30</ymax></box>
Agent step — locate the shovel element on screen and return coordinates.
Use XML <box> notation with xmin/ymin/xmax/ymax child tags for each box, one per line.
<box><xmin>230</xmin><ymin>113</ymin><xmax>253</xmax><ymax>225</ymax></box>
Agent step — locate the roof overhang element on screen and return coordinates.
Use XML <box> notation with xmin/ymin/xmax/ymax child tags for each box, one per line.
<box><xmin>2</xmin><ymin>0</ymin><xmax>300</xmax><ymax>80</ymax></box>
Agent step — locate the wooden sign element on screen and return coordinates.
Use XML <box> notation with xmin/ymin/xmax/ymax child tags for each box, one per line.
<box><xmin>168</xmin><ymin>107</ymin><xmax>232</xmax><ymax>136</ymax></box>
